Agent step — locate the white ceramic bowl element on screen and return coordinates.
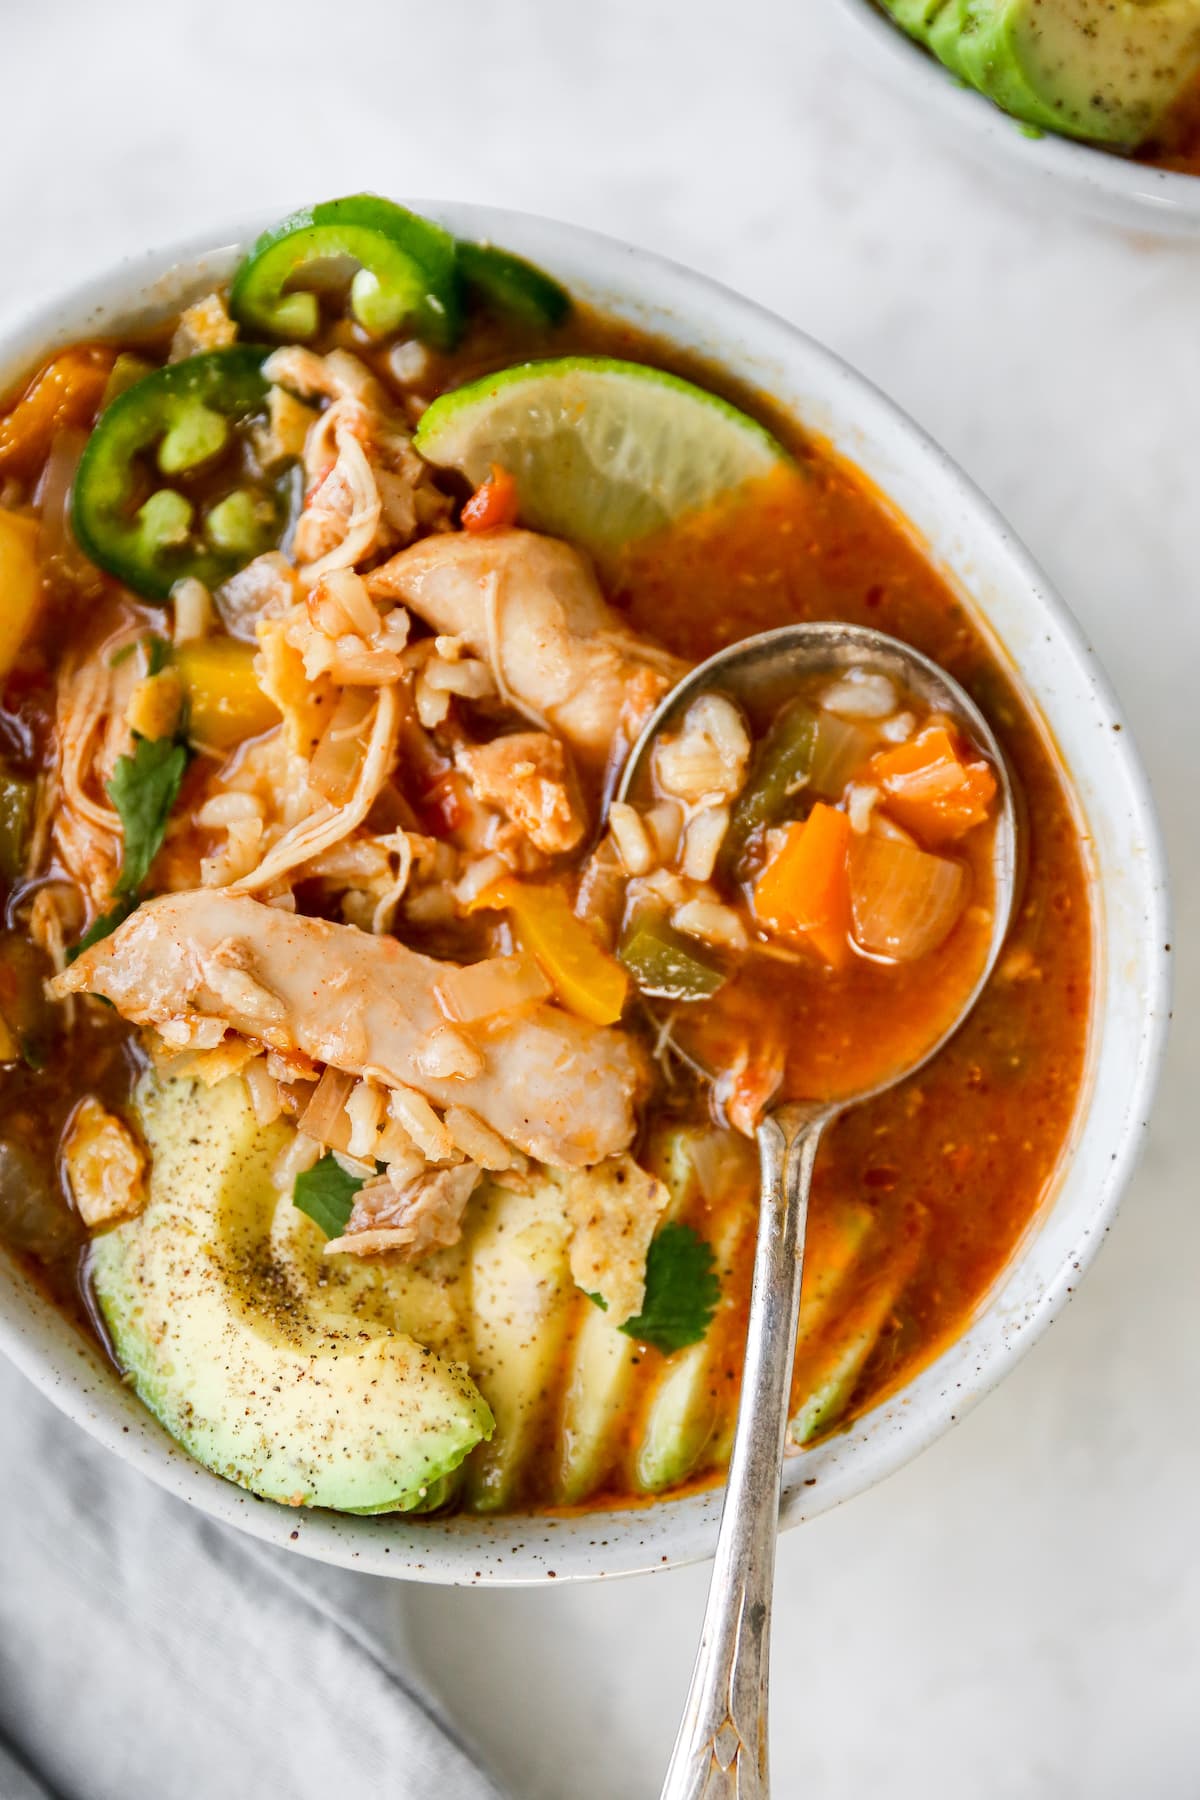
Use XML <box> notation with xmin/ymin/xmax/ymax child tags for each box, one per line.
<box><xmin>0</xmin><ymin>205</ymin><xmax>1171</xmax><ymax>1584</ymax></box>
<box><xmin>835</xmin><ymin>0</ymin><xmax>1200</xmax><ymax>236</ymax></box>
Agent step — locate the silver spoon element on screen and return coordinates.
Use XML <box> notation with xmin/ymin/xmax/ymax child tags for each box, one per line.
<box><xmin>616</xmin><ymin>622</ymin><xmax>1017</xmax><ymax>1800</ymax></box>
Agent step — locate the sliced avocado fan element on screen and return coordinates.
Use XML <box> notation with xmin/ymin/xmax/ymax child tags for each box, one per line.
<box><xmin>90</xmin><ymin>1075</ymin><xmax>492</xmax><ymax>1514</ymax></box>
<box><xmin>883</xmin><ymin>0</ymin><xmax>1200</xmax><ymax>150</ymax></box>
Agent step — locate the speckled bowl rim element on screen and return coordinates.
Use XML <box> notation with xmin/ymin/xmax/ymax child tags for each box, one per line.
<box><xmin>834</xmin><ymin>0</ymin><xmax>1200</xmax><ymax>236</ymax></box>
<box><xmin>0</xmin><ymin>202</ymin><xmax>1171</xmax><ymax>1585</ymax></box>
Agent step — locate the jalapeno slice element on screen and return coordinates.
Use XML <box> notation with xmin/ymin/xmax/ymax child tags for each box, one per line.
<box><xmin>230</xmin><ymin>194</ymin><xmax>464</xmax><ymax>349</ymax></box>
<box><xmin>456</xmin><ymin>241</ymin><xmax>571</xmax><ymax>331</ymax></box>
<box><xmin>71</xmin><ymin>348</ymin><xmax>290</xmax><ymax>602</ymax></box>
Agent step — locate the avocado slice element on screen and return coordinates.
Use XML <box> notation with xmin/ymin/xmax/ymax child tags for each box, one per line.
<box><xmin>633</xmin><ymin>1198</ymin><xmax>751</xmax><ymax>1495</ymax></box>
<box><xmin>554</xmin><ymin>1304</ymin><xmax>642</xmax><ymax>1505</ymax></box>
<box><xmin>789</xmin><ymin>1205</ymin><xmax>929</xmax><ymax>1446</ymax></box>
<box><xmin>462</xmin><ymin>1174</ymin><xmax>576</xmax><ymax>1513</ymax></box>
<box><xmin>90</xmin><ymin>1075</ymin><xmax>493</xmax><ymax>1513</ymax></box>
<box><xmin>882</xmin><ymin>0</ymin><xmax>1200</xmax><ymax>149</ymax></box>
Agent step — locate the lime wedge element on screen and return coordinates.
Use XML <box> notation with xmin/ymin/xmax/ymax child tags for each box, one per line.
<box><xmin>413</xmin><ymin>356</ymin><xmax>790</xmax><ymax>560</ymax></box>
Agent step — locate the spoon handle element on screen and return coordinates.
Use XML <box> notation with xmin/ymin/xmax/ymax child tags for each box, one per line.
<box><xmin>659</xmin><ymin>1105</ymin><xmax>826</xmax><ymax>1800</ymax></box>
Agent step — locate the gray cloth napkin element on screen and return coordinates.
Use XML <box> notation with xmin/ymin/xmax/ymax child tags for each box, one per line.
<box><xmin>0</xmin><ymin>1357</ymin><xmax>504</xmax><ymax>1800</ymax></box>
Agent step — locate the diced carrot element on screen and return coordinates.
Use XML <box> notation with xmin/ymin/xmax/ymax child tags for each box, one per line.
<box><xmin>461</xmin><ymin>463</ymin><xmax>519</xmax><ymax>533</ymax></box>
<box><xmin>869</xmin><ymin>725</ymin><xmax>996</xmax><ymax>847</ymax></box>
<box><xmin>470</xmin><ymin>876</ymin><xmax>628</xmax><ymax>1024</ymax></box>
<box><xmin>0</xmin><ymin>345</ymin><xmax>116</xmax><ymax>479</ymax></box>
<box><xmin>753</xmin><ymin>802</ymin><xmax>852</xmax><ymax>969</ymax></box>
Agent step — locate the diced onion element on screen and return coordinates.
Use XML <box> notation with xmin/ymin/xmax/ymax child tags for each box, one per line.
<box><xmin>848</xmin><ymin>835</ymin><xmax>968</xmax><ymax>962</ymax></box>
<box><xmin>436</xmin><ymin>952</ymin><xmax>551</xmax><ymax>1023</ymax></box>
<box><xmin>688</xmin><ymin>1128</ymin><xmax>749</xmax><ymax>1206</ymax></box>
<box><xmin>809</xmin><ymin>710</ymin><xmax>875</xmax><ymax>799</ymax></box>
<box><xmin>308</xmin><ymin>687</ymin><xmax>374</xmax><ymax>804</ymax></box>
<box><xmin>298</xmin><ymin>1065</ymin><xmax>354</xmax><ymax>1145</ymax></box>
<box><xmin>35</xmin><ymin>427</ymin><xmax>91</xmax><ymax>583</ymax></box>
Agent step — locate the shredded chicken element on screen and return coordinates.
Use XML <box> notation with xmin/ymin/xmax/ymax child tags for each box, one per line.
<box><xmin>565</xmin><ymin>1154</ymin><xmax>670</xmax><ymax>1327</ymax></box>
<box><xmin>46</xmin><ymin>631</ymin><xmax>149</xmax><ymax>909</ymax></box>
<box><xmin>324</xmin><ymin>1161</ymin><xmax>483</xmax><ymax>1260</ymax></box>
<box><xmin>229</xmin><ymin>683</ymin><xmax>400</xmax><ymax>894</ymax></box>
<box><xmin>455</xmin><ymin>731</ymin><xmax>586</xmax><ymax>855</ymax></box>
<box><xmin>263</xmin><ymin>347</ymin><xmax>450</xmax><ymax>581</ymax></box>
<box><xmin>368</xmin><ymin>530</ymin><xmax>686</xmax><ymax>767</ymax></box>
<box><xmin>61</xmin><ymin>1098</ymin><xmax>146</xmax><ymax>1227</ymax></box>
<box><xmin>53</xmin><ymin>892</ymin><xmax>644</xmax><ymax>1168</ymax></box>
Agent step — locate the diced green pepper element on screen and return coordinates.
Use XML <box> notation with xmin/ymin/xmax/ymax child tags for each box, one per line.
<box><xmin>721</xmin><ymin>699</ymin><xmax>818</xmax><ymax>877</ymax></box>
<box><xmin>457</xmin><ymin>241</ymin><xmax>571</xmax><ymax>331</ymax></box>
<box><xmin>618</xmin><ymin>913</ymin><xmax>726</xmax><ymax>1001</ymax></box>
<box><xmin>0</xmin><ymin>769</ymin><xmax>34</xmax><ymax>883</ymax></box>
<box><xmin>72</xmin><ymin>349</ymin><xmax>286</xmax><ymax>601</ymax></box>
<box><xmin>230</xmin><ymin>194</ymin><xmax>464</xmax><ymax>349</ymax></box>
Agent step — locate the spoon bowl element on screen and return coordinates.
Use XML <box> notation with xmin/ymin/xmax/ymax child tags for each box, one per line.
<box><xmin>618</xmin><ymin>620</ymin><xmax>1017</xmax><ymax>1107</ymax></box>
<box><xmin>620</xmin><ymin>623</ymin><xmax>1018</xmax><ymax>1798</ymax></box>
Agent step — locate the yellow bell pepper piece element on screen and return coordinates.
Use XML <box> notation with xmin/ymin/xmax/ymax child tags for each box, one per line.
<box><xmin>0</xmin><ymin>510</ymin><xmax>41</xmax><ymax>681</ymax></box>
<box><xmin>481</xmin><ymin>879</ymin><xmax>628</xmax><ymax>1026</ymax></box>
<box><xmin>126</xmin><ymin>667</ymin><xmax>184</xmax><ymax>742</ymax></box>
<box><xmin>175</xmin><ymin>637</ymin><xmax>281</xmax><ymax>752</ymax></box>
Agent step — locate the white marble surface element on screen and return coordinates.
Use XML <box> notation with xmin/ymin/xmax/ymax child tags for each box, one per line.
<box><xmin>1</xmin><ymin>2</ymin><xmax>1197</xmax><ymax>1795</ymax></box>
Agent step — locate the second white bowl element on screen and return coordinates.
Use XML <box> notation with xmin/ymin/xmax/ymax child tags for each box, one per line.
<box><xmin>835</xmin><ymin>0</ymin><xmax>1200</xmax><ymax>236</ymax></box>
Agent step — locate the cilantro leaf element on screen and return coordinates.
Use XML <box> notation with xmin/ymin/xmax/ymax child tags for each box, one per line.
<box><xmin>107</xmin><ymin>735</ymin><xmax>189</xmax><ymax>896</ymax></box>
<box><xmin>623</xmin><ymin>1224</ymin><xmax>720</xmax><ymax>1353</ymax></box>
<box><xmin>293</xmin><ymin>1154</ymin><xmax>366</xmax><ymax>1238</ymax></box>
<box><xmin>585</xmin><ymin>1223</ymin><xmax>720</xmax><ymax>1354</ymax></box>
<box><xmin>64</xmin><ymin>895</ymin><xmax>137</xmax><ymax>965</ymax></box>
